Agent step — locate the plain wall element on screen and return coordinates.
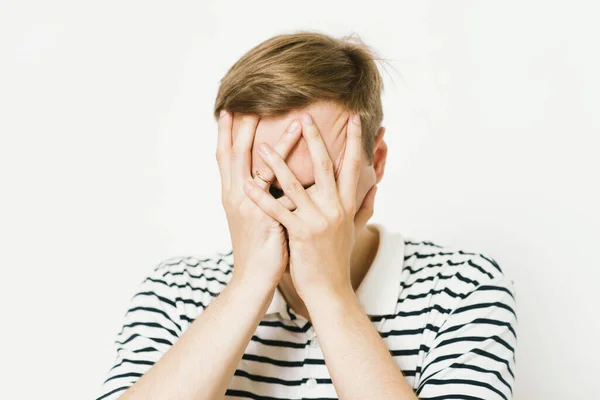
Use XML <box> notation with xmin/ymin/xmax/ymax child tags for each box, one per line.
<box><xmin>1</xmin><ymin>1</ymin><xmax>598</xmax><ymax>399</ymax></box>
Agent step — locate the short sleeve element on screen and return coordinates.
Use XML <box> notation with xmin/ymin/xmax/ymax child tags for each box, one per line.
<box><xmin>94</xmin><ymin>263</ymin><xmax>184</xmax><ymax>400</ymax></box>
<box><xmin>416</xmin><ymin>277</ymin><xmax>518</xmax><ymax>400</ymax></box>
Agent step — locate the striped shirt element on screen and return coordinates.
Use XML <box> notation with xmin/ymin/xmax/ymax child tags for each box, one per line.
<box><xmin>95</xmin><ymin>223</ymin><xmax>517</xmax><ymax>400</ymax></box>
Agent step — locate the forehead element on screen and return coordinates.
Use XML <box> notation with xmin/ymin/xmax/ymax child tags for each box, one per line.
<box><xmin>232</xmin><ymin>101</ymin><xmax>352</xmax><ymax>188</ymax></box>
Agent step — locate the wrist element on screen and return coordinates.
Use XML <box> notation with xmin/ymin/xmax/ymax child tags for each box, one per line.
<box><xmin>302</xmin><ymin>282</ymin><xmax>357</xmax><ymax>316</ymax></box>
<box><xmin>227</xmin><ymin>276</ymin><xmax>277</xmax><ymax>311</ymax></box>
<box><xmin>230</xmin><ymin>269</ymin><xmax>281</xmax><ymax>293</ymax></box>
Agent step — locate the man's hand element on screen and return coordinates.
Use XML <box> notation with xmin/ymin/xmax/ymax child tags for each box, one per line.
<box><xmin>217</xmin><ymin>110</ymin><xmax>302</xmax><ymax>291</ymax></box>
<box><xmin>242</xmin><ymin>112</ymin><xmax>377</xmax><ymax>301</ymax></box>
<box><xmin>242</xmin><ymin>112</ymin><xmax>419</xmax><ymax>400</ymax></box>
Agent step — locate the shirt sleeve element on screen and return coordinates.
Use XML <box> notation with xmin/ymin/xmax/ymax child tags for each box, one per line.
<box><xmin>94</xmin><ymin>262</ymin><xmax>184</xmax><ymax>400</ymax></box>
<box><xmin>416</xmin><ymin>277</ymin><xmax>518</xmax><ymax>400</ymax></box>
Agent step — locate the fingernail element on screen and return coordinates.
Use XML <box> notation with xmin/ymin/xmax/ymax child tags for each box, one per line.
<box><xmin>220</xmin><ymin>110</ymin><xmax>227</xmax><ymax>118</ymax></box>
<box><xmin>302</xmin><ymin>113</ymin><xmax>313</xmax><ymax>125</ymax></box>
<box><xmin>352</xmin><ymin>114</ymin><xmax>361</xmax><ymax>125</ymax></box>
<box><xmin>244</xmin><ymin>180</ymin><xmax>254</xmax><ymax>192</ymax></box>
<box><xmin>287</xmin><ymin>120</ymin><xmax>299</xmax><ymax>133</ymax></box>
<box><xmin>259</xmin><ymin>142</ymin><xmax>271</xmax><ymax>155</ymax></box>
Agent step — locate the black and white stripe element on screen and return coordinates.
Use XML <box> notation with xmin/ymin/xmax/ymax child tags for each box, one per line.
<box><xmin>95</xmin><ymin>224</ymin><xmax>517</xmax><ymax>399</ymax></box>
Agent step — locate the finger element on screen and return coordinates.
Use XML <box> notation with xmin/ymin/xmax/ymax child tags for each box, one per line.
<box><xmin>232</xmin><ymin>114</ymin><xmax>260</xmax><ymax>184</ymax></box>
<box><xmin>354</xmin><ymin>185</ymin><xmax>377</xmax><ymax>231</ymax></box>
<box><xmin>278</xmin><ymin>194</ymin><xmax>297</xmax><ymax>212</ymax></box>
<box><xmin>253</xmin><ymin>119</ymin><xmax>301</xmax><ymax>191</ymax></box>
<box><xmin>216</xmin><ymin>110</ymin><xmax>233</xmax><ymax>187</ymax></box>
<box><xmin>243</xmin><ymin>179</ymin><xmax>299</xmax><ymax>229</ymax></box>
<box><xmin>257</xmin><ymin>141</ymin><xmax>316</xmax><ymax>212</ymax></box>
<box><xmin>299</xmin><ymin>112</ymin><xmax>337</xmax><ymax>197</ymax></box>
<box><xmin>338</xmin><ymin>113</ymin><xmax>363</xmax><ymax>213</ymax></box>
<box><xmin>265</xmin><ymin>186</ymin><xmax>298</xmax><ymax>211</ymax></box>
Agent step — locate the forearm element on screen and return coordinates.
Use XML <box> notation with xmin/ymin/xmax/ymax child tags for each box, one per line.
<box><xmin>120</xmin><ymin>278</ymin><xmax>275</xmax><ymax>400</ymax></box>
<box><xmin>305</xmin><ymin>286</ymin><xmax>418</xmax><ymax>400</ymax></box>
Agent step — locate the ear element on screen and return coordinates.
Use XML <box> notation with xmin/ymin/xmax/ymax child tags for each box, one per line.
<box><xmin>372</xmin><ymin>127</ymin><xmax>387</xmax><ymax>184</ymax></box>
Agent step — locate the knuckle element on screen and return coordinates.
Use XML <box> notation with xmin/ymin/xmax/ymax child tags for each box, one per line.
<box><xmin>344</xmin><ymin>201</ymin><xmax>357</xmax><ymax>215</ymax></box>
<box><xmin>285</xmin><ymin>179</ymin><xmax>303</xmax><ymax>193</ymax></box>
<box><xmin>320</xmin><ymin>158</ymin><xmax>333</xmax><ymax>173</ymax></box>
<box><xmin>263</xmin><ymin>203</ymin><xmax>277</xmax><ymax>218</ymax></box>
<box><xmin>255</xmin><ymin>168</ymin><xmax>268</xmax><ymax>180</ymax></box>
<box><xmin>271</xmin><ymin>150</ymin><xmax>283</xmax><ymax>161</ymax></box>
<box><xmin>308</xmin><ymin>128</ymin><xmax>320</xmax><ymax>139</ymax></box>
<box><xmin>255</xmin><ymin>194</ymin><xmax>267</xmax><ymax>208</ymax></box>
<box><xmin>314</xmin><ymin>217</ymin><xmax>329</xmax><ymax>233</ymax></box>
<box><xmin>240</xmin><ymin>114</ymin><xmax>259</xmax><ymax>128</ymax></box>
<box><xmin>215</xmin><ymin>150</ymin><xmax>225</xmax><ymax>163</ymax></box>
<box><xmin>230</xmin><ymin>147</ymin><xmax>239</xmax><ymax>161</ymax></box>
<box><xmin>217</xmin><ymin>119</ymin><xmax>228</xmax><ymax>132</ymax></box>
<box><xmin>297</xmin><ymin>227</ymin><xmax>311</xmax><ymax>241</ymax></box>
<box><xmin>329</xmin><ymin>207</ymin><xmax>344</xmax><ymax>225</ymax></box>
<box><xmin>350</xmin><ymin>156</ymin><xmax>362</xmax><ymax>172</ymax></box>
<box><xmin>221</xmin><ymin>194</ymin><xmax>233</xmax><ymax>209</ymax></box>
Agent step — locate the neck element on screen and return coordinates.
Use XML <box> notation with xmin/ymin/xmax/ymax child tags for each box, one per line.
<box><xmin>277</xmin><ymin>223</ymin><xmax>381</xmax><ymax>321</ymax></box>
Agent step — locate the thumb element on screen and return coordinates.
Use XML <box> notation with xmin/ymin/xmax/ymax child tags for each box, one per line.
<box><xmin>354</xmin><ymin>185</ymin><xmax>378</xmax><ymax>231</ymax></box>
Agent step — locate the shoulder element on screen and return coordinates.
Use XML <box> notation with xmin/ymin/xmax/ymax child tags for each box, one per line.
<box><xmin>153</xmin><ymin>250</ymin><xmax>234</xmax><ymax>282</ymax></box>
<box><xmin>138</xmin><ymin>250</ymin><xmax>235</xmax><ymax>327</ymax></box>
<box><xmin>402</xmin><ymin>239</ymin><xmax>518</xmax><ymax>398</ymax></box>
<box><xmin>400</xmin><ymin>235</ymin><xmax>516</xmax><ymax>309</ymax></box>
<box><xmin>403</xmin><ymin>236</ymin><xmax>509</xmax><ymax>284</ymax></box>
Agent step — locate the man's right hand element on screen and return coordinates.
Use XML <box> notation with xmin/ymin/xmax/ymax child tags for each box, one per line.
<box><xmin>216</xmin><ymin>110</ymin><xmax>302</xmax><ymax>291</ymax></box>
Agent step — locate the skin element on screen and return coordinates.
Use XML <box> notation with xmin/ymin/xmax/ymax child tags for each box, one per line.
<box><xmin>117</xmin><ymin>101</ymin><xmax>417</xmax><ymax>399</ymax></box>
<box><xmin>232</xmin><ymin>100</ymin><xmax>389</xmax><ymax>320</ymax></box>
<box><xmin>240</xmin><ymin>104</ymin><xmax>419</xmax><ymax>399</ymax></box>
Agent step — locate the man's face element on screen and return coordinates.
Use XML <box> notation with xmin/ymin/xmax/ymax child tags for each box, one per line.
<box><xmin>231</xmin><ymin>100</ymin><xmax>382</xmax><ymax>216</ymax></box>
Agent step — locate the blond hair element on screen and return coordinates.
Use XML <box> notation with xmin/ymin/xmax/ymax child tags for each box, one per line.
<box><xmin>213</xmin><ymin>31</ymin><xmax>385</xmax><ymax>164</ymax></box>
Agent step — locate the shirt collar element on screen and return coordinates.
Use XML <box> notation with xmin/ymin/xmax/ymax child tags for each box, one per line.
<box><xmin>265</xmin><ymin>223</ymin><xmax>404</xmax><ymax>318</ymax></box>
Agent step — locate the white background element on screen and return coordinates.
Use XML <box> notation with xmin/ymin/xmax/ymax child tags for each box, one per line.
<box><xmin>1</xmin><ymin>1</ymin><xmax>598</xmax><ymax>399</ymax></box>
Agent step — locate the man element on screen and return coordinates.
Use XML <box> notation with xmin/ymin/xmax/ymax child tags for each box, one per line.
<box><xmin>96</xmin><ymin>32</ymin><xmax>517</xmax><ymax>400</ymax></box>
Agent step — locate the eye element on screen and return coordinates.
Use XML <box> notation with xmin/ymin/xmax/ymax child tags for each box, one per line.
<box><xmin>268</xmin><ymin>183</ymin><xmax>314</xmax><ymax>198</ymax></box>
<box><xmin>269</xmin><ymin>186</ymin><xmax>284</xmax><ymax>199</ymax></box>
